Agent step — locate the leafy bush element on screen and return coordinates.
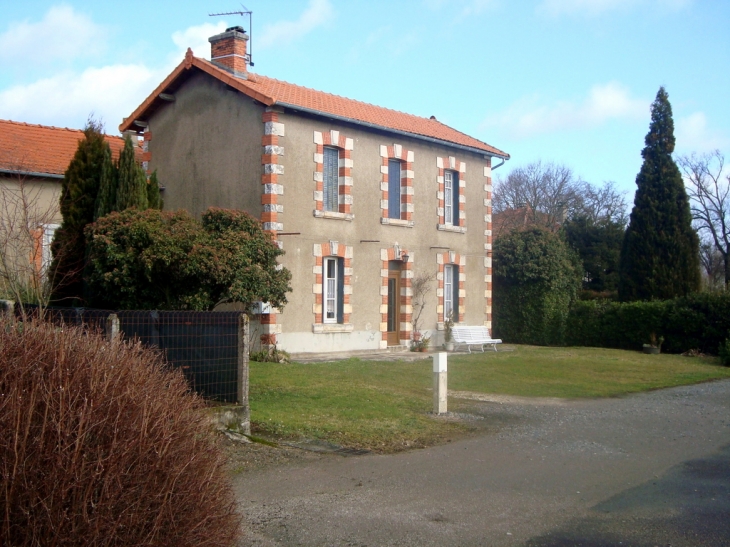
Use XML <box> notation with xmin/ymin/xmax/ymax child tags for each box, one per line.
<box><xmin>493</xmin><ymin>228</ymin><xmax>582</xmax><ymax>345</ymax></box>
<box><xmin>0</xmin><ymin>318</ymin><xmax>240</xmax><ymax>546</ymax></box>
<box><xmin>566</xmin><ymin>292</ymin><xmax>730</xmax><ymax>354</ymax></box>
<box><xmin>86</xmin><ymin>207</ymin><xmax>291</xmax><ymax>310</ymax></box>
<box><xmin>250</xmin><ymin>346</ymin><xmax>291</xmax><ymax>363</ymax></box>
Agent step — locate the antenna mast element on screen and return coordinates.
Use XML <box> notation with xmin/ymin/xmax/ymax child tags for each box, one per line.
<box><xmin>209</xmin><ymin>5</ymin><xmax>254</xmax><ymax>67</ymax></box>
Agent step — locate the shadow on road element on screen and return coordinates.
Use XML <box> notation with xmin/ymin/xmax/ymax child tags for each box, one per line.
<box><xmin>527</xmin><ymin>443</ymin><xmax>730</xmax><ymax>547</ymax></box>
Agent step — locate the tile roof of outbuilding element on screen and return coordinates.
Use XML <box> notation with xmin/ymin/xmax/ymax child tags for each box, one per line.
<box><xmin>0</xmin><ymin>119</ymin><xmax>127</xmax><ymax>178</ymax></box>
<box><xmin>120</xmin><ymin>50</ymin><xmax>509</xmax><ymax>159</ymax></box>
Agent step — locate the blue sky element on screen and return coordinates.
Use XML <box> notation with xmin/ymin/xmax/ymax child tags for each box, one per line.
<box><xmin>1</xmin><ymin>0</ymin><xmax>728</xmax><ymax>197</ymax></box>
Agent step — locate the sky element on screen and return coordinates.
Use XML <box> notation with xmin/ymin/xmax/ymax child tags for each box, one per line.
<box><xmin>1</xmin><ymin>0</ymin><xmax>728</xmax><ymax>199</ymax></box>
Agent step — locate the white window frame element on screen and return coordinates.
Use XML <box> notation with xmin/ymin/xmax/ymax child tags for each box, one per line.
<box><xmin>41</xmin><ymin>223</ymin><xmax>60</xmax><ymax>277</ymax></box>
<box><xmin>444</xmin><ymin>170</ymin><xmax>458</xmax><ymax>226</ymax></box>
<box><xmin>323</xmin><ymin>256</ymin><xmax>339</xmax><ymax>323</ymax></box>
<box><xmin>444</xmin><ymin>264</ymin><xmax>458</xmax><ymax>320</ymax></box>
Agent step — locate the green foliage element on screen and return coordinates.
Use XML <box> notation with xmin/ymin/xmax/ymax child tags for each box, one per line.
<box><xmin>51</xmin><ymin>119</ymin><xmax>108</xmax><ymax>304</ymax></box>
<box><xmin>566</xmin><ymin>291</ymin><xmax>730</xmax><ymax>354</ymax></box>
<box><xmin>94</xmin><ymin>144</ymin><xmax>117</xmax><ymax>220</ymax></box>
<box><xmin>563</xmin><ymin>215</ymin><xmax>624</xmax><ymax>295</ymax></box>
<box><xmin>86</xmin><ymin>207</ymin><xmax>291</xmax><ymax>311</ymax></box>
<box><xmin>719</xmin><ymin>337</ymin><xmax>730</xmax><ymax>367</ymax></box>
<box><xmin>619</xmin><ymin>87</ymin><xmax>701</xmax><ymax>301</ymax></box>
<box><xmin>147</xmin><ymin>169</ymin><xmax>163</xmax><ymax>210</ymax></box>
<box><xmin>493</xmin><ymin>228</ymin><xmax>582</xmax><ymax>345</ymax></box>
<box><xmin>116</xmin><ymin>135</ymin><xmax>148</xmax><ymax>211</ymax></box>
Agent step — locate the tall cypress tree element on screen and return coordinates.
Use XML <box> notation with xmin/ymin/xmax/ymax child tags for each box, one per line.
<box><xmin>619</xmin><ymin>87</ymin><xmax>700</xmax><ymax>301</ymax></box>
<box><xmin>147</xmin><ymin>170</ymin><xmax>163</xmax><ymax>210</ymax></box>
<box><xmin>116</xmin><ymin>135</ymin><xmax>148</xmax><ymax>211</ymax></box>
<box><xmin>50</xmin><ymin>119</ymin><xmax>107</xmax><ymax>304</ymax></box>
<box><xmin>94</xmin><ymin>144</ymin><xmax>117</xmax><ymax>220</ymax></box>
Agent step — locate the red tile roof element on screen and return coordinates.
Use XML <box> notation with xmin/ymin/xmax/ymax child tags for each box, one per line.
<box><xmin>0</xmin><ymin>119</ymin><xmax>127</xmax><ymax>178</ymax></box>
<box><xmin>120</xmin><ymin>50</ymin><xmax>509</xmax><ymax>159</ymax></box>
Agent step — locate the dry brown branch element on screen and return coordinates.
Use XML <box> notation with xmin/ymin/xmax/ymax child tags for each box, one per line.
<box><xmin>0</xmin><ymin>318</ymin><xmax>241</xmax><ymax>546</ymax></box>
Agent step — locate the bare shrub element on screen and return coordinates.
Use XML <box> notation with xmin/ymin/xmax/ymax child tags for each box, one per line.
<box><xmin>0</xmin><ymin>318</ymin><xmax>240</xmax><ymax>546</ymax></box>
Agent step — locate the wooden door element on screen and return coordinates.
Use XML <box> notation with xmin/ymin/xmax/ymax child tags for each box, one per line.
<box><xmin>387</xmin><ymin>267</ymin><xmax>401</xmax><ymax>346</ymax></box>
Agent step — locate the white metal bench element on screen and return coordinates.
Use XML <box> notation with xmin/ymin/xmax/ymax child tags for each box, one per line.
<box><xmin>451</xmin><ymin>326</ymin><xmax>502</xmax><ymax>353</ymax></box>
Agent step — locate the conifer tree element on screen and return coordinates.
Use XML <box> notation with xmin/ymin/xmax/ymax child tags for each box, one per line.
<box><xmin>50</xmin><ymin>119</ymin><xmax>107</xmax><ymax>304</ymax></box>
<box><xmin>147</xmin><ymin>170</ymin><xmax>163</xmax><ymax>210</ymax></box>
<box><xmin>94</xmin><ymin>144</ymin><xmax>117</xmax><ymax>220</ymax></box>
<box><xmin>116</xmin><ymin>135</ymin><xmax>148</xmax><ymax>211</ymax></box>
<box><xmin>619</xmin><ymin>87</ymin><xmax>700</xmax><ymax>301</ymax></box>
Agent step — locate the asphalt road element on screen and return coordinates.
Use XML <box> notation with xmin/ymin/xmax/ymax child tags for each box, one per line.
<box><xmin>234</xmin><ymin>380</ymin><xmax>730</xmax><ymax>546</ymax></box>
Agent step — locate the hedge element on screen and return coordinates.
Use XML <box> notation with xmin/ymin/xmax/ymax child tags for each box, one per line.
<box><xmin>565</xmin><ymin>292</ymin><xmax>730</xmax><ymax>354</ymax></box>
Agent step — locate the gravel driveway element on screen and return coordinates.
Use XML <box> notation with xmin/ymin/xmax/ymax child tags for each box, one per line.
<box><xmin>233</xmin><ymin>379</ymin><xmax>730</xmax><ymax>546</ymax></box>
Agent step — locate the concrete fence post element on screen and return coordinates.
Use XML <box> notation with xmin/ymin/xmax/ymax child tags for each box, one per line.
<box><xmin>106</xmin><ymin>313</ymin><xmax>119</xmax><ymax>343</ymax></box>
<box><xmin>237</xmin><ymin>313</ymin><xmax>251</xmax><ymax>435</ymax></box>
<box><xmin>433</xmin><ymin>352</ymin><xmax>448</xmax><ymax>415</ymax></box>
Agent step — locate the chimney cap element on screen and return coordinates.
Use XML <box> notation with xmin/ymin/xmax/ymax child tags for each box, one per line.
<box><xmin>226</xmin><ymin>25</ymin><xmax>246</xmax><ymax>33</ymax></box>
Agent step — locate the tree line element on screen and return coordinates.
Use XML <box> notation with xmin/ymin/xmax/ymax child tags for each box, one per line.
<box><xmin>493</xmin><ymin>87</ymin><xmax>728</xmax><ymax>344</ymax></box>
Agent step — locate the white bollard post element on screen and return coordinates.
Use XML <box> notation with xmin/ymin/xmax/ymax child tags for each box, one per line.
<box><xmin>433</xmin><ymin>352</ymin><xmax>447</xmax><ymax>415</ymax></box>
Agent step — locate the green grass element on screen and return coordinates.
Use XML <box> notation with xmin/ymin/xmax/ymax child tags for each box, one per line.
<box><xmin>249</xmin><ymin>346</ymin><xmax>730</xmax><ymax>452</ymax></box>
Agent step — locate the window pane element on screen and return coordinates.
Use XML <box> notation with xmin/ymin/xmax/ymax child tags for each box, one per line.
<box><xmin>324</xmin><ymin>258</ymin><xmax>337</xmax><ymax>322</ymax></box>
<box><xmin>444</xmin><ymin>171</ymin><xmax>453</xmax><ymax>224</ymax></box>
<box><xmin>388</xmin><ymin>159</ymin><xmax>401</xmax><ymax>219</ymax></box>
<box><xmin>452</xmin><ymin>171</ymin><xmax>459</xmax><ymax>226</ymax></box>
<box><xmin>444</xmin><ymin>265</ymin><xmax>453</xmax><ymax>318</ymax></box>
<box><xmin>323</xmin><ymin>147</ymin><xmax>339</xmax><ymax>212</ymax></box>
<box><xmin>452</xmin><ymin>265</ymin><xmax>459</xmax><ymax>318</ymax></box>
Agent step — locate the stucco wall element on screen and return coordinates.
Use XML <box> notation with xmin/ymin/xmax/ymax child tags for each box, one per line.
<box><xmin>272</xmin><ymin>111</ymin><xmax>493</xmax><ymax>353</ymax></box>
<box><xmin>147</xmin><ymin>70</ymin><xmax>264</xmax><ymax>218</ymax></box>
<box><xmin>143</xmin><ymin>70</ymin><xmax>495</xmax><ymax>353</ymax></box>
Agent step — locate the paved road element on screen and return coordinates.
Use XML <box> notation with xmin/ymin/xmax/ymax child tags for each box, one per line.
<box><xmin>235</xmin><ymin>380</ymin><xmax>730</xmax><ymax>546</ymax></box>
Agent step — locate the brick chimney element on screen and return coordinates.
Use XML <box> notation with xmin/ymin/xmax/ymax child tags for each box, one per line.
<box><xmin>209</xmin><ymin>26</ymin><xmax>249</xmax><ymax>77</ymax></box>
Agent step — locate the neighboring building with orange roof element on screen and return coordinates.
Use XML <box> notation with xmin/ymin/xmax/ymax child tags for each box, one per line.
<box><xmin>0</xmin><ymin>120</ymin><xmax>127</xmax><ymax>291</ymax></box>
<box><xmin>120</xmin><ymin>26</ymin><xmax>509</xmax><ymax>354</ymax></box>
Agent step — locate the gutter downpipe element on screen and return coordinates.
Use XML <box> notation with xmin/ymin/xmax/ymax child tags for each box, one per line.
<box><xmin>491</xmin><ymin>157</ymin><xmax>506</xmax><ymax>170</ymax></box>
<box><xmin>276</xmin><ymin>102</ymin><xmax>510</xmax><ymax>161</ymax></box>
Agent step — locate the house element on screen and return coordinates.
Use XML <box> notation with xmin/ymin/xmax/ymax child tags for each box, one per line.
<box><xmin>0</xmin><ymin>120</ymin><xmax>127</xmax><ymax>289</ymax></box>
<box><xmin>119</xmin><ymin>26</ymin><xmax>509</xmax><ymax>353</ymax></box>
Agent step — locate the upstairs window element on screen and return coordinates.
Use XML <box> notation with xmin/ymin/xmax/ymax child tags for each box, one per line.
<box><xmin>387</xmin><ymin>159</ymin><xmax>402</xmax><ymax>219</ymax></box>
<box><xmin>323</xmin><ymin>146</ymin><xmax>339</xmax><ymax>212</ymax></box>
<box><xmin>444</xmin><ymin>170</ymin><xmax>459</xmax><ymax>226</ymax></box>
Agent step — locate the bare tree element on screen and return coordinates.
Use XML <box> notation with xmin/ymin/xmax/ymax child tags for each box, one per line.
<box><xmin>679</xmin><ymin>150</ymin><xmax>729</xmax><ymax>288</ymax></box>
<box><xmin>698</xmin><ymin>238</ymin><xmax>725</xmax><ymax>290</ymax></box>
<box><xmin>579</xmin><ymin>181</ymin><xmax>628</xmax><ymax>225</ymax></box>
<box><xmin>493</xmin><ymin>161</ymin><xmax>628</xmax><ymax>237</ymax></box>
<box><xmin>410</xmin><ymin>271</ymin><xmax>436</xmax><ymax>345</ymax></box>
<box><xmin>493</xmin><ymin>161</ymin><xmax>584</xmax><ymax>228</ymax></box>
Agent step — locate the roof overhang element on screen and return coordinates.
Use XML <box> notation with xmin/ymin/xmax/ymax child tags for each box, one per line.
<box><xmin>0</xmin><ymin>168</ymin><xmax>64</xmax><ymax>179</ymax></box>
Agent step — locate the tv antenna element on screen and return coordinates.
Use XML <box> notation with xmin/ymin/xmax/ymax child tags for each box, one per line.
<box><xmin>209</xmin><ymin>5</ymin><xmax>254</xmax><ymax>67</ymax></box>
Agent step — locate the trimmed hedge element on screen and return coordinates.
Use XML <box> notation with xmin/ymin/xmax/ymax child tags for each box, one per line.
<box><xmin>566</xmin><ymin>292</ymin><xmax>730</xmax><ymax>354</ymax></box>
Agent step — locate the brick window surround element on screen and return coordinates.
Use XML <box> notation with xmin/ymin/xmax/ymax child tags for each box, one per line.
<box><xmin>436</xmin><ymin>156</ymin><xmax>467</xmax><ymax>234</ymax></box>
<box><xmin>483</xmin><ymin>162</ymin><xmax>493</xmax><ymax>329</ymax></box>
<box><xmin>436</xmin><ymin>251</ymin><xmax>465</xmax><ymax>327</ymax></box>
<box><xmin>379</xmin><ymin>144</ymin><xmax>414</xmax><ymax>227</ymax></box>
<box><xmin>312</xmin><ymin>241</ymin><xmax>353</xmax><ymax>333</ymax></box>
<box><xmin>313</xmin><ymin>131</ymin><xmax>354</xmax><ymax>221</ymax></box>
<box><xmin>378</xmin><ymin>246</ymin><xmax>413</xmax><ymax>349</ymax></box>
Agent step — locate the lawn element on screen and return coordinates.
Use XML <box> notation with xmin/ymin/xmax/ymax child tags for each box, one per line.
<box><xmin>249</xmin><ymin>346</ymin><xmax>730</xmax><ymax>452</ymax></box>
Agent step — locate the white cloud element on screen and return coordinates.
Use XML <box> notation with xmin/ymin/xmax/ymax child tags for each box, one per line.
<box><xmin>171</xmin><ymin>21</ymin><xmax>228</xmax><ymax>60</ymax></box>
<box><xmin>676</xmin><ymin>112</ymin><xmax>730</xmax><ymax>153</ymax></box>
<box><xmin>536</xmin><ymin>0</ymin><xmax>691</xmax><ymax>17</ymax></box>
<box><xmin>483</xmin><ymin>82</ymin><xmax>647</xmax><ymax>139</ymax></box>
<box><xmin>0</xmin><ymin>64</ymin><xmax>161</xmax><ymax>132</ymax></box>
<box><xmin>0</xmin><ymin>5</ymin><xmax>105</xmax><ymax>65</ymax></box>
<box><xmin>259</xmin><ymin>0</ymin><xmax>333</xmax><ymax>49</ymax></box>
